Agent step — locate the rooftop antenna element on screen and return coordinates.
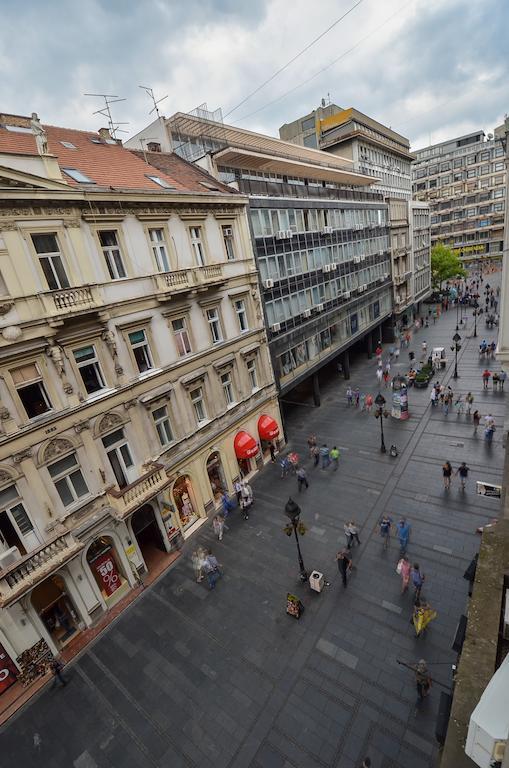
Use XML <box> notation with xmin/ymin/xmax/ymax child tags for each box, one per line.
<box><xmin>139</xmin><ymin>86</ymin><xmax>168</xmax><ymax>119</ymax></box>
<box><xmin>84</xmin><ymin>93</ymin><xmax>130</xmax><ymax>139</ymax></box>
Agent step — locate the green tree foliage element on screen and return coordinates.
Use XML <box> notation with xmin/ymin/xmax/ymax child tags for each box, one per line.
<box><xmin>431</xmin><ymin>243</ymin><xmax>467</xmax><ymax>289</ymax></box>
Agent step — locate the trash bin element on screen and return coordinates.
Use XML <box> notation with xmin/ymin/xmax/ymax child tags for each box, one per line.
<box><xmin>309</xmin><ymin>571</ymin><xmax>324</xmax><ymax>593</ymax></box>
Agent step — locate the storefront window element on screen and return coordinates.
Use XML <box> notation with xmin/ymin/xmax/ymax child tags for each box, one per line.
<box><xmin>87</xmin><ymin>536</ymin><xmax>127</xmax><ymax>601</ymax></box>
<box><xmin>173</xmin><ymin>476</ymin><xmax>199</xmax><ymax>530</ymax></box>
<box><xmin>206</xmin><ymin>452</ymin><xmax>227</xmax><ymax>501</ymax></box>
<box><xmin>31</xmin><ymin>575</ymin><xmax>81</xmax><ymax>648</ymax></box>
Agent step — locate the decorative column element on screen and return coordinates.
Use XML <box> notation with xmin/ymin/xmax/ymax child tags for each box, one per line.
<box><xmin>102</xmin><ymin>329</ymin><xmax>126</xmax><ymax>387</ymax></box>
<box><xmin>45</xmin><ymin>342</ymin><xmax>80</xmax><ymax>408</ymax></box>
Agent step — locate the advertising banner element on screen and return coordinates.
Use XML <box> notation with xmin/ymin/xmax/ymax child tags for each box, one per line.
<box><xmin>93</xmin><ymin>551</ymin><xmax>122</xmax><ymax>597</ymax></box>
<box><xmin>0</xmin><ymin>644</ymin><xmax>18</xmax><ymax>695</ymax></box>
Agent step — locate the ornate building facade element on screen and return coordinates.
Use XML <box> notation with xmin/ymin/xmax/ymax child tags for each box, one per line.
<box><xmin>0</xmin><ymin>113</ymin><xmax>281</xmax><ymax>685</ymax></box>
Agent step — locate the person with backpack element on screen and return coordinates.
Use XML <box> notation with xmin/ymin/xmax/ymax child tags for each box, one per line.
<box><xmin>203</xmin><ymin>549</ymin><xmax>222</xmax><ymax>590</ymax></box>
<box><xmin>456</xmin><ymin>462</ymin><xmax>470</xmax><ymax>490</ymax></box>
<box><xmin>411</xmin><ymin>563</ymin><xmax>425</xmax><ymax>600</ymax></box>
<box><xmin>336</xmin><ymin>549</ymin><xmax>353</xmax><ymax>588</ymax></box>
<box><xmin>296</xmin><ymin>466</ymin><xmax>309</xmax><ymax>493</ymax></box>
<box><xmin>379</xmin><ymin>515</ymin><xmax>392</xmax><ymax>550</ymax></box>
<box><xmin>330</xmin><ymin>446</ymin><xmax>340</xmax><ymax>471</ymax></box>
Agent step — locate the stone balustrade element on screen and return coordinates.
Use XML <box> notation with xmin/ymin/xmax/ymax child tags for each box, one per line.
<box><xmin>107</xmin><ymin>463</ymin><xmax>172</xmax><ymax>520</ymax></box>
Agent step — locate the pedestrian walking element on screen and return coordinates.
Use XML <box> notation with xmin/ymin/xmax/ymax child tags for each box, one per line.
<box><xmin>354</xmin><ymin>388</ymin><xmax>360</xmax><ymax>408</ymax></box>
<box><xmin>330</xmin><ymin>445</ymin><xmax>340</xmax><ymax>471</ymax></box>
<box><xmin>384</xmin><ymin>359</ymin><xmax>391</xmax><ymax>374</ymax></box>
<box><xmin>473</xmin><ymin>410</ymin><xmax>481</xmax><ymax>433</ymax></box>
<box><xmin>411</xmin><ymin>563</ymin><xmax>425</xmax><ymax>600</ymax></box>
<box><xmin>192</xmin><ymin>546</ymin><xmax>207</xmax><ymax>582</ymax></box>
<box><xmin>365</xmin><ymin>393</ymin><xmax>373</xmax><ymax>413</ymax></box>
<box><xmin>375</xmin><ymin>344</ymin><xmax>383</xmax><ymax>360</ymax></box>
<box><xmin>336</xmin><ymin>549</ymin><xmax>353</xmax><ymax>588</ymax></box>
<box><xmin>414</xmin><ymin>659</ymin><xmax>432</xmax><ymax>701</ymax></box>
<box><xmin>49</xmin><ymin>658</ymin><xmax>67</xmax><ymax>688</ymax></box>
<box><xmin>397</xmin><ymin>554</ymin><xmax>411</xmax><ymax>593</ymax></box>
<box><xmin>359</xmin><ymin>392</ymin><xmax>366</xmax><ymax>411</ymax></box>
<box><xmin>320</xmin><ymin>444</ymin><xmax>330</xmax><ymax>469</ymax></box>
<box><xmin>345</xmin><ymin>520</ymin><xmax>361</xmax><ymax>548</ymax></box>
<box><xmin>203</xmin><ymin>550</ymin><xmax>222</xmax><ymax>590</ymax></box>
<box><xmin>454</xmin><ymin>395</ymin><xmax>464</xmax><ymax>415</ymax></box>
<box><xmin>240</xmin><ymin>481</ymin><xmax>253</xmax><ymax>519</ymax></box>
<box><xmin>482</xmin><ymin>368</ymin><xmax>491</xmax><ymax>389</ymax></box>
<box><xmin>499</xmin><ymin>370</ymin><xmax>506</xmax><ymax>390</ymax></box>
<box><xmin>396</xmin><ymin>518</ymin><xmax>411</xmax><ymax>555</ymax></box>
<box><xmin>493</xmin><ymin>372</ymin><xmax>499</xmax><ymax>390</ymax></box>
<box><xmin>412</xmin><ymin>599</ymin><xmax>437</xmax><ymax>637</ymax></box>
<box><xmin>296</xmin><ymin>466</ymin><xmax>309</xmax><ymax>493</ymax></box>
<box><xmin>465</xmin><ymin>392</ymin><xmax>474</xmax><ymax>415</ymax></box>
<box><xmin>311</xmin><ymin>444</ymin><xmax>320</xmax><ymax>467</ymax></box>
<box><xmin>456</xmin><ymin>462</ymin><xmax>469</xmax><ymax>490</ymax></box>
<box><xmin>394</xmin><ymin>347</ymin><xmax>400</xmax><ymax>361</ymax></box>
<box><xmin>379</xmin><ymin>514</ymin><xmax>392</xmax><ymax>550</ymax></box>
<box><xmin>442</xmin><ymin>460</ymin><xmax>453</xmax><ymax>489</ymax></box>
<box><xmin>346</xmin><ymin>386</ymin><xmax>353</xmax><ymax>406</ymax></box>
<box><xmin>234</xmin><ymin>479</ymin><xmax>243</xmax><ymax>505</ymax></box>
<box><xmin>280</xmin><ymin>456</ymin><xmax>290</xmax><ymax>478</ymax></box>
<box><xmin>221</xmin><ymin>491</ymin><xmax>235</xmax><ymax>518</ymax></box>
<box><xmin>376</xmin><ymin>368</ymin><xmax>383</xmax><ymax>385</ymax></box>
<box><xmin>269</xmin><ymin>441</ymin><xmax>277</xmax><ymax>462</ymax></box>
<box><xmin>307</xmin><ymin>433</ymin><xmax>317</xmax><ymax>457</ymax></box>
<box><xmin>212</xmin><ymin>514</ymin><xmax>226</xmax><ymax>541</ymax></box>
<box><xmin>430</xmin><ymin>387</ymin><xmax>437</xmax><ymax>408</ymax></box>
<box><xmin>383</xmin><ymin>370</ymin><xmax>390</xmax><ymax>387</ymax></box>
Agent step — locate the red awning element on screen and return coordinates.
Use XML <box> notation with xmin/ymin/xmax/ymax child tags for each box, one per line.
<box><xmin>234</xmin><ymin>431</ymin><xmax>258</xmax><ymax>459</ymax></box>
<box><xmin>257</xmin><ymin>414</ymin><xmax>280</xmax><ymax>441</ymax></box>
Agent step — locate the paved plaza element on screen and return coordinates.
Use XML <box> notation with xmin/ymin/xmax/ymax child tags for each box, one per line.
<box><xmin>1</xmin><ymin>284</ymin><xmax>505</xmax><ymax>768</ymax></box>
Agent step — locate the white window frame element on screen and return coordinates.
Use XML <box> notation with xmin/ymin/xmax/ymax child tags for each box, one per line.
<box><xmin>206</xmin><ymin>307</ymin><xmax>223</xmax><ymax>343</ymax></box>
<box><xmin>189</xmin><ymin>226</ymin><xmax>206</xmax><ymax>266</ymax></box>
<box><xmin>152</xmin><ymin>405</ymin><xmax>174</xmax><ymax>447</ymax></box>
<box><xmin>190</xmin><ymin>386</ymin><xmax>207</xmax><ymax>423</ymax></box>
<box><xmin>234</xmin><ymin>299</ymin><xmax>249</xmax><ymax>332</ymax></box>
<box><xmin>102</xmin><ymin>428</ymin><xmax>136</xmax><ymax>488</ymax></box>
<box><xmin>98</xmin><ymin>230</ymin><xmax>127</xmax><ymax>280</ymax></box>
<box><xmin>48</xmin><ymin>453</ymin><xmax>90</xmax><ymax>508</ymax></box>
<box><xmin>11</xmin><ymin>363</ymin><xmax>52</xmax><ymax>419</ymax></box>
<box><xmin>220</xmin><ymin>371</ymin><xmax>235</xmax><ymax>406</ymax></box>
<box><xmin>222</xmin><ymin>225</ymin><xmax>236</xmax><ymax>260</ymax></box>
<box><xmin>247</xmin><ymin>358</ymin><xmax>258</xmax><ymax>390</ymax></box>
<box><xmin>128</xmin><ymin>329</ymin><xmax>154</xmax><ymax>373</ymax></box>
<box><xmin>148</xmin><ymin>228</ymin><xmax>171</xmax><ymax>272</ymax></box>
<box><xmin>171</xmin><ymin>317</ymin><xmax>192</xmax><ymax>357</ymax></box>
<box><xmin>0</xmin><ymin>485</ymin><xmax>35</xmax><ymax>550</ymax></box>
<box><xmin>31</xmin><ymin>233</ymin><xmax>70</xmax><ymax>291</ymax></box>
<box><xmin>73</xmin><ymin>344</ymin><xmax>106</xmax><ymax>395</ymax></box>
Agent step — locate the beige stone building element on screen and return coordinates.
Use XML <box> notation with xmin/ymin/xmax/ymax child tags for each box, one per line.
<box><xmin>0</xmin><ymin>113</ymin><xmax>281</xmax><ymax>685</ymax></box>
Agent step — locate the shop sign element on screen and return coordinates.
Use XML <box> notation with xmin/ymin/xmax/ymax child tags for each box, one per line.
<box><xmin>0</xmin><ymin>644</ymin><xmax>18</xmax><ymax>695</ymax></box>
<box><xmin>125</xmin><ymin>545</ymin><xmax>136</xmax><ymax>558</ymax></box>
<box><xmin>476</xmin><ymin>481</ymin><xmax>502</xmax><ymax>499</ymax></box>
<box><xmin>93</xmin><ymin>551</ymin><xmax>122</xmax><ymax>596</ymax></box>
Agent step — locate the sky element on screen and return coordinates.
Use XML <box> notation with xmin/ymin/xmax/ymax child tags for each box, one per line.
<box><xmin>0</xmin><ymin>0</ymin><xmax>507</xmax><ymax>151</ymax></box>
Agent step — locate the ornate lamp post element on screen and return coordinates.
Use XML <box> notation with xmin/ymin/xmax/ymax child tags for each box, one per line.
<box><xmin>284</xmin><ymin>498</ymin><xmax>308</xmax><ymax>582</ymax></box>
<box><xmin>452</xmin><ymin>332</ymin><xmax>461</xmax><ymax>379</ymax></box>
<box><xmin>472</xmin><ymin>297</ymin><xmax>479</xmax><ymax>338</ymax></box>
<box><xmin>374</xmin><ymin>393</ymin><xmax>388</xmax><ymax>453</ymax></box>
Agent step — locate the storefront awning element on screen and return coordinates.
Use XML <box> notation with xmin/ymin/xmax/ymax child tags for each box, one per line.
<box><xmin>234</xmin><ymin>431</ymin><xmax>258</xmax><ymax>459</ymax></box>
<box><xmin>257</xmin><ymin>414</ymin><xmax>280</xmax><ymax>441</ymax></box>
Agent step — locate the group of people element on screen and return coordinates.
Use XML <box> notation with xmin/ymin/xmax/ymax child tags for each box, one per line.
<box><xmin>442</xmin><ymin>461</ymin><xmax>470</xmax><ymax>490</ymax></box>
<box><xmin>191</xmin><ymin>546</ymin><xmax>222</xmax><ymax>589</ymax></box>
<box><xmin>345</xmin><ymin>386</ymin><xmax>375</xmax><ymax>410</ymax></box>
<box><xmin>481</xmin><ymin>366</ymin><xmax>506</xmax><ymax>390</ymax></box>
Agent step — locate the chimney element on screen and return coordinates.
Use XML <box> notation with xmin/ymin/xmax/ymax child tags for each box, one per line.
<box><xmin>98</xmin><ymin>127</ymin><xmax>111</xmax><ymax>140</ymax></box>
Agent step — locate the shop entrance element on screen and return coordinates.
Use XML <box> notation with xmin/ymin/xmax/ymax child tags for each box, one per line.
<box><xmin>206</xmin><ymin>452</ymin><xmax>227</xmax><ymax>503</ymax></box>
<box><xmin>86</xmin><ymin>536</ymin><xmax>128</xmax><ymax>606</ymax></box>
<box><xmin>173</xmin><ymin>476</ymin><xmax>199</xmax><ymax>532</ymax></box>
<box><xmin>131</xmin><ymin>504</ymin><xmax>167</xmax><ymax>572</ymax></box>
<box><xmin>31</xmin><ymin>574</ymin><xmax>81</xmax><ymax>649</ymax></box>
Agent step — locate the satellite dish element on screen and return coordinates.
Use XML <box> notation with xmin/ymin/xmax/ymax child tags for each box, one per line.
<box><xmin>487</xmin><ymin>133</ymin><xmax>493</xmax><ymax>139</ymax></box>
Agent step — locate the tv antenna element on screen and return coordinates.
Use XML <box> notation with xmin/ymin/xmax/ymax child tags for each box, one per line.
<box><xmin>139</xmin><ymin>86</ymin><xmax>168</xmax><ymax>119</ymax></box>
<box><xmin>84</xmin><ymin>93</ymin><xmax>130</xmax><ymax>139</ymax></box>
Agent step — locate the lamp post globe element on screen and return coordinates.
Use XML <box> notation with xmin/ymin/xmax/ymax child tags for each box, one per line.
<box><xmin>374</xmin><ymin>393</ymin><xmax>387</xmax><ymax>453</ymax></box>
<box><xmin>284</xmin><ymin>498</ymin><xmax>308</xmax><ymax>582</ymax></box>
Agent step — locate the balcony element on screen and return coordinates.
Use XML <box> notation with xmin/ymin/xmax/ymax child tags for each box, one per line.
<box><xmin>0</xmin><ymin>532</ymin><xmax>84</xmax><ymax>607</ymax></box>
<box><xmin>195</xmin><ymin>264</ymin><xmax>225</xmax><ymax>288</ymax></box>
<box><xmin>39</xmin><ymin>285</ymin><xmax>103</xmax><ymax>319</ymax></box>
<box><xmin>107</xmin><ymin>463</ymin><xmax>172</xmax><ymax>520</ymax></box>
<box><xmin>153</xmin><ymin>264</ymin><xmax>225</xmax><ymax>300</ymax></box>
<box><xmin>393</xmin><ymin>273</ymin><xmax>407</xmax><ymax>286</ymax></box>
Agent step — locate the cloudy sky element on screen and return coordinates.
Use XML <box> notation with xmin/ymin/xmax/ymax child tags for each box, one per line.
<box><xmin>0</xmin><ymin>0</ymin><xmax>507</xmax><ymax>150</ymax></box>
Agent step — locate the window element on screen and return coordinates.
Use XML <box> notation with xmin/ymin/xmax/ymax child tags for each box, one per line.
<box><xmin>146</xmin><ymin>175</ymin><xmax>175</xmax><ymax>189</ymax></box>
<box><xmin>234</xmin><ymin>299</ymin><xmax>248</xmax><ymax>332</ymax></box>
<box><xmin>152</xmin><ymin>405</ymin><xmax>173</xmax><ymax>447</ymax></box>
<box><xmin>60</xmin><ymin>141</ymin><xmax>77</xmax><ymax>149</ymax></box>
<box><xmin>11</xmin><ymin>363</ymin><xmax>52</xmax><ymax>418</ymax></box>
<box><xmin>128</xmin><ymin>330</ymin><xmax>153</xmax><ymax>373</ymax></box>
<box><xmin>48</xmin><ymin>453</ymin><xmax>89</xmax><ymax>507</ymax></box>
<box><xmin>190</xmin><ymin>387</ymin><xmax>207</xmax><ymax>423</ymax></box>
<box><xmin>494</xmin><ymin>162</ymin><xmax>505</xmax><ymax>172</ymax></box>
<box><xmin>206</xmin><ymin>307</ymin><xmax>223</xmax><ymax>343</ymax></box>
<box><xmin>98</xmin><ymin>230</ymin><xmax>127</xmax><ymax>279</ymax></box>
<box><xmin>189</xmin><ymin>226</ymin><xmax>205</xmax><ymax>266</ymax></box>
<box><xmin>0</xmin><ymin>485</ymin><xmax>34</xmax><ymax>553</ymax></box>
<box><xmin>172</xmin><ymin>317</ymin><xmax>192</xmax><ymax>356</ymax></box>
<box><xmin>102</xmin><ymin>429</ymin><xmax>135</xmax><ymax>489</ymax></box>
<box><xmin>246</xmin><ymin>359</ymin><xmax>258</xmax><ymax>390</ymax></box>
<box><xmin>62</xmin><ymin>168</ymin><xmax>95</xmax><ymax>184</ymax></box>
<box><xmin>73</xmin><ymin>345</ymin><xmax>106</xmax><ymax>395</ymax></box>
<box><xmin>31</xmin><ymin>233</ymin><xmax>70</xmax><ymax>290</ymax></box>
<box><xmin>222</xmin><ymin>225</ymin><xmax>236</xmax><ymax>260</ymax></box>
<box><xmin>303</xmin><ymin>134</ymin><xmax>317</xmax><ymax>148</ymax></box>
<box><xmin>221</xmin><ymin>372</ymin><xmax>235</xmax><ymax>406</ymax></box>
<box><xmin>148</xmin><ymin>228</ymin><xmax>170</xmax><ymax>272</ymax></box>
<box><xmin>301</xmin><ymin>116</ymin><xmax>316</xmax><ymax>131</ymax></box>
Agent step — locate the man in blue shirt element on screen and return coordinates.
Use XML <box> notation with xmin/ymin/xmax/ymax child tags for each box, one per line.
<box><xmin>397</xmin><ymin>518</ymin><xmax>411</xmax><ymax>555</ymax></box>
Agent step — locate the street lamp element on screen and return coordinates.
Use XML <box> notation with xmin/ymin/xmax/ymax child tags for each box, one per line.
<box><xmin>284</xmin><ymin>498</ymin><xmax>308</xmax><ymax>582</ymax></box>
<box><xmin>472</xmin><ymin>298</ymin><xmax>479</xmax><ymax>338</ymax></box>
<box><xmin>374</xmin><ymin>393</ymin><xmax>388</xmax><ymax>453</ymax></box>
<box><xmin>451</xmin><ymin>332</ymin><xmax>461</xmax><ymax>379</ymax></box>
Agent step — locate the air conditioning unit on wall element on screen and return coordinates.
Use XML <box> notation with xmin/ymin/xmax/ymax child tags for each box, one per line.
<box><xmin>264</xmin><ymin>278</ymin><xmax>274</xmax><ymax>289</ymax></box>
<box><xmin>271</xmin><ymin>322</ymin><xmax>281</xmax><ymax>332</ymax></box>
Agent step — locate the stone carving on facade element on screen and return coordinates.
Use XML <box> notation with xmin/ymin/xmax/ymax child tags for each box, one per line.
<box><xmin>42</xmin><ymin>438</ymin><xmax>74</xmax><ymax>464</ymax></box>
<box><xmin>114</xmin><ymin>363</ymin><xmax>124</xmax><ymax>376</ymax></box>
<box><xmin>96</xmin><ymin>411</ymin><xmax>124</xmax><ymax>436</ymax></box>
<box><xmin>74</xmin><ymin>419</ymin><xmax>90</xmax><ymax>434</ymax></box>
<box><xmin>63</xmin><ymin>219</ymin><xmax>82</xmax><ymax>229</ymax></box>
<box><xmin>30</xmin><ymin>113</ymin><xmax>49</xmax><ymax>156</ymax></box>
<box><xmin>2</xmin><ymin>325</ymin><xmax>22</xmax><ymax>342</ymax></box>
<box><xmin>101</xmin><ymin>329</ymin><xmax>118</xmax><ymax>359</ymax></box>
<box><xmin>63</xmin><ymin>382</ymin><xmax>74</xmax><ymax>395</ymax></box>
<box><xmin>13</xmin><ymin>448</ymin><xmax>32</xmax><ymax>464</ymax></box>
<box><xmin>0</xmin><ymin>406</ymin><xmax>11</xmax><ymax>421</ymax></box>
<box><xmin>46</xmin><ymin>344</ymin><xmax>66</xmax><ymax>377</ymax></box>
<box><xmin>0</xmin><ymin>220</ymin><xmax>18</xmax><ymax>231</ymax></box>
<box><xmin>0</xmin><ymin>468</ymin><xmax>14</xmax><ymax>485</ymax></box>
<box><xmin>123</xmin><ymin>398</ymin><xmax>138</xmax><ymax>410</ymax></box>
<box><xmin>0</xmin><ymin>302</ymin><xmax>14</xmax><ymax>315</ymax></box>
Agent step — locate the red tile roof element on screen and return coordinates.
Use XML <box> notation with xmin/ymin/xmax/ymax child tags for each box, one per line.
<box><xmin>129</xmin><ymin>150</ymin><xmax>234</xmax><ymax>195</ymax></box>
<box><xmin>0</xmin><ymin>121</ymin><xmax>233</xmax><ymax>195</ymax></box>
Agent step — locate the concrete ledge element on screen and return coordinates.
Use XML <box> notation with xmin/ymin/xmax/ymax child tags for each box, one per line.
<box><xmin>440</xmin><ymin>519</ymin><xmax>509</xmax><ymax>768</ymax></box>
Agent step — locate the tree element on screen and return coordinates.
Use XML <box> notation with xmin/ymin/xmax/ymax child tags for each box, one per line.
<box><xmin>431</xmin><ymin>243</ymin><xmax>466</xmax><ymax>290</ymax></box>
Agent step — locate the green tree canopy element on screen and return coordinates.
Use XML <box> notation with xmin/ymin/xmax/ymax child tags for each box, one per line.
<box><xmin>431</xmin><ymin>243</ymin><xmax>467</xmax><ymax>290</ymax></box>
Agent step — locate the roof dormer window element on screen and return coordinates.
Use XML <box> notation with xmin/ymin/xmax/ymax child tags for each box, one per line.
<box><xmin>146</xmin><ymin>175</ymin><xmax>174</xmax><ymax>189</ymax></box>
<box><xmin>62</xmin><ymin>168</ymin><xmax>95</xmax><ymax>183</ymax></box>
<box><xmin>60</xmin><ymin>141</ymin><xmax>77</xmax><ymax>149</ymax></box>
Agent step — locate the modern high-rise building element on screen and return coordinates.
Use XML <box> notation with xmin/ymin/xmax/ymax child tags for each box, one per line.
<box><xmin>0</xmin><ymin>111</ymin><xmax>280</xmax><ymax>686</ymax></box>
<box><xmin>127</xmin><ymin>107</ymin><xmax>394</xmax><ymax>405</ymax></box>
<box><xmin>280</xmin><ymin>106</ymin><xmax>431</xmax><ymax>329</ymax></box>
<box><xmin>412</xmin><ymin>127</ymin><xmax>506</xmax><ymax>263</ymax></box>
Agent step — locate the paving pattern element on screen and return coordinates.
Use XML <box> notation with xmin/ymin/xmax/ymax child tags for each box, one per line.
<box><xmin>1</xmin><ymin>276</ymin><xmax>504</xmax><ymax>768</ymax></box>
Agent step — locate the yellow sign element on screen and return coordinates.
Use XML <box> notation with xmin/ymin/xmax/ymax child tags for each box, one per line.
<box><xmin>125</xmin><ymin>545</ymin><xmax>136</xmax><ymax>557</ymax></box>
<box><xmin>451</xmin><ymin>245</ymin><xmax>486</xmax><ymax>256</ymax></box>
